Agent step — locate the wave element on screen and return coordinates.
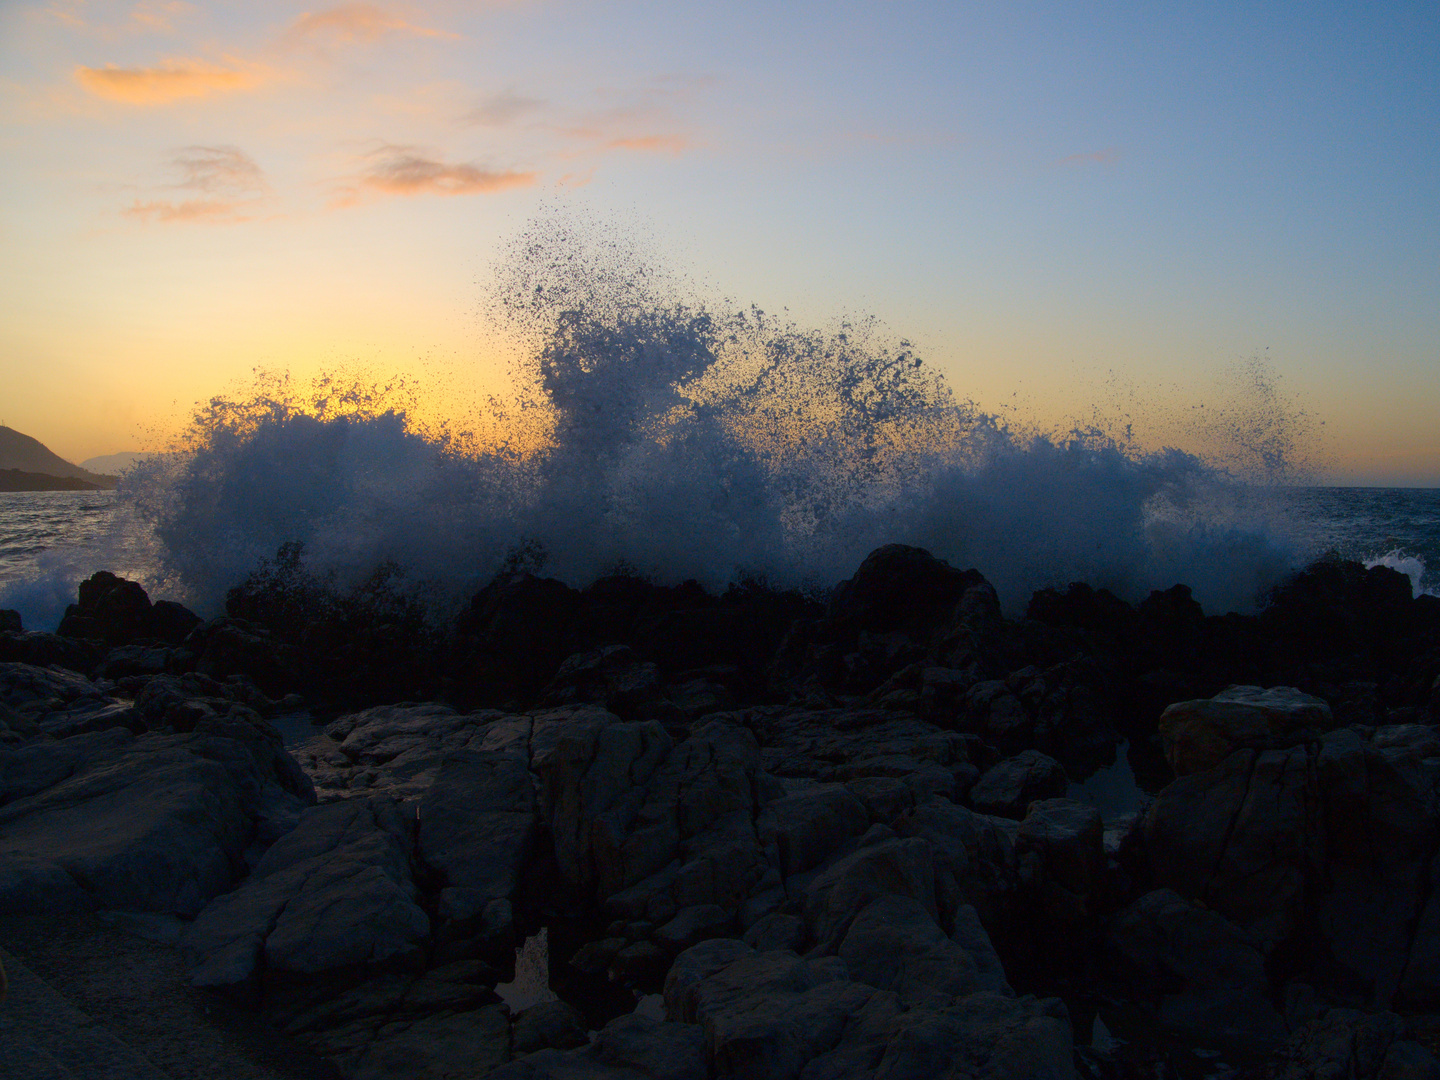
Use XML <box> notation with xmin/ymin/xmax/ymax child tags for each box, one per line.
<box><xmin>98</xmin><ymin>213</ymin><xmax>1315</xmax><ymax>620</ymax></box>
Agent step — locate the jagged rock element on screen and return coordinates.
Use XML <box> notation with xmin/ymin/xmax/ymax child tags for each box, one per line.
<box><xmin>544</xmin><ymin>644</ymin><xmax>661</xmax><ymax>712</ymax></box>
<box><xmin>804</xmin><ymin>836</ymin><xmax>937</xmax><ymax>949</ymax></box>
<box><xmin>838</xmin><ymin>894</ymin><xmax>995</xmax><ymax>1006</ymax></box>
<box><xmin>654</xmin><ymin>904</ymin><xmax>733</xmax><ymax>953</ymax></box>
<box><xmin>1107</xmin><ymin>887</ymin><xmax>1287</xmax><ymax>1053</ymax></box>
<box><xmin>194</xmin><ymin>617</ymin><xmax>297</xmax><ymax>695</ymax></box>
<box><xmin>418</xmin><ymin>747</ymin><xmax>537</xmax><ymax>920</ymax></box>
<box><xmin>0</xmin><ymin>610</ymin><xmax>20</xmax><ymax>634</ymax></box>
<box><xmin>742</xmin><ymin>913</ymin><xmax>806</xmax><ymax>953</ymax></box>
<box><xmin>344</xmin><ymin>1003</ymin><xmax>512</xmax><ymax>1080</ymax></box>
<box><xmin>0</xmin><ymin>629</ymin><xmax>101</xmax><ymax>672</ymax></box>
<box><xmin>756</xmin><ymin>782</ymin><xmax>870</xmax><ymax>882</ymax></box>
<box><xmin>1144</xmin><ymin>725</ymin><xmax>1440</xmax><ymax>1009</ymax></box>
<box><xmin>0</xmin><ymin>720</ymin><xmax>311</xmax><ymax>915</ymax></box>
<box><xmin>183</xmin><ymin>796</ymin><xmax>427</xmax><ymax>990</ymax></box>
<box><xmin>1273</xmin><ymin>1009</ymin><xmax>1440</xmax><ymax>1079</ymax></box>
<box><xmin>488</xmin><ymin>1014</ymin><xmax>708</xmax><ymax>1080</ymax></box>
<box><xmin>1158</xmin><ymin>684</ymin><xmax>1335</xmax><ymax>776</ymax></box>
<box><xmin>539</xmin><ymin>718</ymin><xmax>769</xmax><ymax>915</ymax></box>
<box><xmin>968</xmin><ymin>749</ymin><xmax>1067</xmax><ymax>817</ymax></box>
<box><xmin>1015</xmin><ymin>798</ymin><xmax>1106</xmax><ymax>912</ymax></box>
<box><xmin>511</xmin><ymin>999</ymin><xmax>589</xmax><ymax>1055</ymax></box>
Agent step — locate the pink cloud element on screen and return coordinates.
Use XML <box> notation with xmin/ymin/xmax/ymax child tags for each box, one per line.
<box><xmin>287</xmin><ymin>4</ymin><xmax>458</xmax><ymax>45</ymax></box>
<box><xmin>75</xmin><ymin>60</ymin><xmax>259</xmax><ymax>104</ymax></box>
<box><xmin>334</xmin><ymin>146</ymin><xmax>537</xmax><ymax>205</ymax></box>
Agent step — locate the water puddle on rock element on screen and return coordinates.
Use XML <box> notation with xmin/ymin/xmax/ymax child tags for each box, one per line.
<box><xmin>1065</xmin><ymin>740</ymin><xmax>1158</xmax><ymax>820</ymax></box>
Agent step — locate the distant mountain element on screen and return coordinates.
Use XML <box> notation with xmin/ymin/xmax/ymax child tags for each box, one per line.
<box><xmin>0</xmin><ymin>468</ymin><xmax>109</xmax><ymax>492</ymax></box>
<box><xmin>80</xmin><ymin>451</ymin><xmax>155</xmax><ymax>476</ymax></box>
<box><xmin>0</xmin><ymin>426</ymin><xmax>116</xmax><ymax>488</ymax></box>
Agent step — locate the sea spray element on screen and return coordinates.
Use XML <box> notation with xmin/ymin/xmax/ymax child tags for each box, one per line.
<box><xmin>105</xmin><ymin>213</ymin><xmax>1315</xmax><ymax>619</ymax></box>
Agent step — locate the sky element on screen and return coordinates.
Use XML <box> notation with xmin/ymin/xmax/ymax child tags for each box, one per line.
<box><xmin>1</xmin><ymin>1</ymin><xmax>1437</xmax><ymax>484</ymax></box>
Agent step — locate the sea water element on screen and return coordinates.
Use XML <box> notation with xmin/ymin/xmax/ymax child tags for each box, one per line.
<box><xmin>2</xmin><ymin>216</ymin><xmax>1437</xmax><ymax>630</ymax></box>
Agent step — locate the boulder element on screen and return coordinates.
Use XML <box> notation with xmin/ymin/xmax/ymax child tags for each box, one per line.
<box><xmin>838</xmin><ymin>893</ymin><xmax>993</xmax><ymax>1006</ymax></box>
<box><xmin>1158</xmin><ymin>685</ymin><xmax>1335</xmax><ymax>776</ymax></box>
<box><xmin>1273</xmin><ymin>1009</ymin><xmax>1440</xmax><ymax>1080</ymax></box>
<box><xmin>1107</xmin><ymin>888</ymin><xmax>1287</xmax><ymax>1053</ymax></box>
<box><xmin>968</xmin><ymin>750</ymin><xmax>1067</xmax><ymax>817</ymax></box>
<box><xmin>1015</xmin><ymin>798</ymin><xmax>1106</xmax><ymax>908</ymax></box>
<box><xmin>487</xmin><ymin>1014</ymin><xmax>707</xmax><ymax>1080</ymax></box>
<box><xmin>1143</xmin><ymin>726</ymin><xmax>1440</xmax><ymax>1008</ymax></box>
<box><xmin>804</xmin><ymin>836</ymin><xmax>936</xmax><ymax>949</ymax></box>
<box><xmin>0</xmin><ymin>723</ymin><xmax>311</xmax><ymax>915</ymax></box>
<box><xmin>183</xmin><ymin>796</ymin><xmax>428</xmax><ymax>990</ymax></box>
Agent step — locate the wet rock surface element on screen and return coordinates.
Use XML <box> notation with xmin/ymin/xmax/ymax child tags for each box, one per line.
<box><xmin>2</xmin><ymin>553</ymin><xmax>1439</xmax><ymax>1078</ymax></box>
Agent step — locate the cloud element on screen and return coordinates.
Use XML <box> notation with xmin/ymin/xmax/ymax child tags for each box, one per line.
<box><xmin>75</xmin><ymin>60</ymin><xmax>259</xmax><ymax>104</ymax></box>
<box><xmin>334</xmin><ymin>145</ymin><xmax>536</xmax><ymax>205</ymax></box>
<box><xmin>123</xmin><ymin>198</ymin><xmax>255</xmax><ymax>223</ymax></box>
<box><xmin>1059</xmin><ymin>147</ymin><xmax>1119</xmax><ymax>167</ymax></box>
<box><xmin>124</xmin><ymin>145</ymin><xmax>268</xmax><ymax>224</ymax></box>
<box><xmin>603</xmin><ymin>134</ymin><xmax>689</xmax><ymax>155</ymax></box>
<box><xmin>465</xmin><ymin>90</ymin><xmax>544</xmax><ymax>127</ymax></box>
<box><xmin>129</xmin><ymin>1</ymin><xmax>194</xmax><ymax>33</ymax></box>
<box><xmin>286</xmin><ymin>4</ymin><xmax>458</xmax><ymax>46</ymax></box>
<box><xmin>169</xmin><ymin>145</ymin><xmax>267</xmax><ymax>194</ymax></box>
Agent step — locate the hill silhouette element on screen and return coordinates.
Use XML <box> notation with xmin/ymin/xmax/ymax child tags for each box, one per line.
<box><xmin>0</xmin><ymin>427</ymin><xmax>116</xmax><ymax>490</ymax></box>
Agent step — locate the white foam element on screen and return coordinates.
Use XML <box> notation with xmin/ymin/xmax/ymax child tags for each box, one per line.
<box><xmin>102</xmin><ymin>215</ymin><xmax>1320</xmax><ymax>620</ymax></box>
<box><xmin>1365</xmin><ymin>549</ymin><xmax>1430</xmax><ymax>598</ymax></box>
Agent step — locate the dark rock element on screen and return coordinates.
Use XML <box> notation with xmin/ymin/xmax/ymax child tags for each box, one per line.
<box><xmin>488</xmin><ymin>1014</ymin><xmax>708</xmax><ymax>1080</ymax></box>
<box><xmin>0</xmin><ymin>723</ymin><xmax>311</xmax><ymax>915</ymax></box>
<box><xmin>0</xmin><ymin>610</ymin><xmax>20</xmax><ymax>634</ymax></box>
<box><xmin>511</xmin><ymin>999</ymin><xmax>589</xmax><ymax>1055</ymax></box>
<box><xmin>183</xmin><ymin>796</ymin><xmax>427</xmax><ymax>991</ymax></box>
<box><xmin>1107</xmin><ymin>887</ymin><xmax>1286</xmax><ymax>1054</ymax></box>
<box><xmin>804</xmin><ymin>836</ymin><xmax>937</xmax><ymax>949</ymax></box>
<box><xmin>1143</xmin><ymin>725</ymin><xmax>1440</xmax><ymax>1009</ymax></box>
<box><xmin>829</xmin><ymin>544</ymin><xmax>982</xmax><ymax>637</ymax></box>
<box><xmin>742</xmin><ymin>913</ymin><xmax>806</xmax><ymax>953</ymax></box>
<box><xmin>654</xmin><ymin>904</ymin><xmax>732</xmax><ymax>953</ymax></box>
<box><xmin>968</xmin><ymin>749</ymin><xmax>1068</xmax><ymax>817</ymax></box>
<box><xmin>1272</xmin><ymin>1009</ymin><xmax>1440</xmax><ymax>1080</ymax></box>
<box><xmin>452</xmin><ymin>573</ymin><xmax>582</xmax><ymax>704</ymax></box>
<box><xmin>1158</xmin><ymin>684</ymin><xmax>1335</xmax><ymax>776</ymax></box>
<box><xmin>0</xmin><ymin>630</ymin><xmax>101</xmax><ymax>673</ymax></box>
<box><xmin>838</xmin><ymin>893</ymin><xmax>997</xmax><ymax>1006</ymax></box>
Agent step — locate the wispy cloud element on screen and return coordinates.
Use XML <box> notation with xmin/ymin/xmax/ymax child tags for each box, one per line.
<box><xmin>604</xmin><ymin>134</ymin><xmax>688</xmax><ymax>154</ymax></box>
<box><xmin>170</xmin><ymin>145</ymin><xmax>266</xmax><ymax>193</ymax></box>
<box><xmin>334</xmin><ymin>145</ymin><xmax>536</xmax><ymax>205</ymax></box>
<box><xmin>465</xmin><ymin>90</ymin><xmax>544</xmax><ymax>127</ymax></box>
<box><xmin>124</xmin><ymin>145</ymin><xmax>269</xmax><ymax>224</ymax></box>
<box><xmin>1058</xmin><ymin>147</ymin><xmax>1119</xmax><ymax>167</ymax></box>
<box><xmin>124</xmin><ymin>198</ymin><xmax>254</xmax><ymax>223</ymax></box>
<box><xmin>129</xmin><ymin>1</ymin><xmax>194</xmax><ymax>34</ymax></box>
<box><xmin>286</xmin><ymin>4</ymin><xmax>459</xmax><ymax>46</ymax></box>
<box><xmin>75</xmin><ymin>59</ymin><xmax>260</xmax><ymax>104</ymax></box>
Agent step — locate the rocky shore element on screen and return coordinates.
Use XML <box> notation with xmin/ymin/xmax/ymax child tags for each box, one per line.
<box><xmin>3</xmin><ymin>546</ymin><xmax>1440</xmax><ymax>1079</ymax></box>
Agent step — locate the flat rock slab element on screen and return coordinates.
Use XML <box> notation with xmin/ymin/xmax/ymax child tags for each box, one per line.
<box><xmin>184</xmin><ymin>796</ymin><xmax>428</xmax><ymax>989</ymax></box>
<box><xmin>0</xmin><ymin>727</ymin><xmax>310</xmax><ymax>916</ymax></box>
<box><xmin>0</xmin><ymin>914</ymin><xmax>334</xmax><ymax>1080</ymax></box>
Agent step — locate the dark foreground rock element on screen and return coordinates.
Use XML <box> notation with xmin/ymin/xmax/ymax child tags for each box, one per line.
<box><xmin>3</xmin><ymin>550</ymin><xmax>1440</xmax><ymax>1079</ymax></box>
